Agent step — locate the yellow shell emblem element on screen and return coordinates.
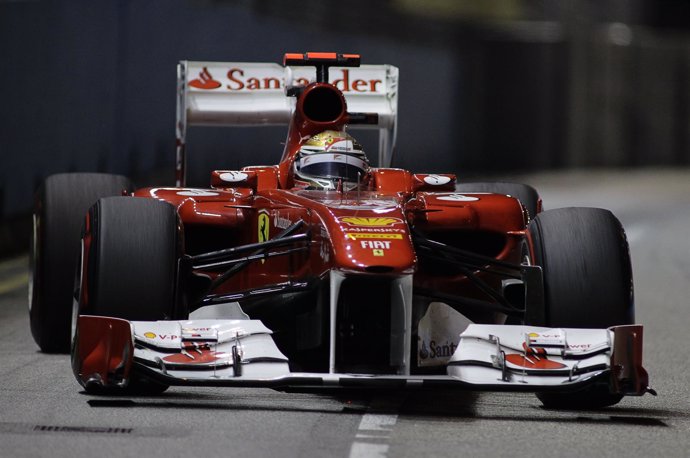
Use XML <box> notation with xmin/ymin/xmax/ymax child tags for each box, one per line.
<box><xmin>339</xmin><ymin>217</ymin><xmax>401</xmax><ymax>227</ymax></box>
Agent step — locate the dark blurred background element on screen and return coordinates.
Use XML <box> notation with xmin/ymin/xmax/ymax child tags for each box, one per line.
<box><xmin>2</xmin><ymin>0</ymin><xmax>690</xmax><ymax>255</ymax></box>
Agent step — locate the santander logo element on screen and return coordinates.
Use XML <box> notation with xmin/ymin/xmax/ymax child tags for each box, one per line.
<box><xmin>188</xmin><ymin>67</ymin><xmax>222</xmax><ymax>90</ymax></box>
<box><xmin>188</xmin><ymin>67</ymin><xmax>382</xmax><ymax>93</ymax></box>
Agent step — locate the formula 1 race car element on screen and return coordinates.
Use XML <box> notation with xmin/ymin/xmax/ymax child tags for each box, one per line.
<box><xmin>29</xmin><ymin>53</ymin><xmax>654</xmax><ymax>408</ymax></box>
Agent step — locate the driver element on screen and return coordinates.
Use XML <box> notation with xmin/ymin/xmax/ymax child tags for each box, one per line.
<box><xmin>293</xmin><ymin>130</ymin><xmax>370</xmax><ymax>191</ymax></box>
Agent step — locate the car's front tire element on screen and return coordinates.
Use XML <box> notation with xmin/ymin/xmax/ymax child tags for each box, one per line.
<box><xmin>77</xmin><ymin>196</ymin><xmax>184</xmax><ymax>394</ymax></box>
<box><xmin>525</xmin><ymin>207</ymin><xmax>634</xmax><ymax>409</ymax></box>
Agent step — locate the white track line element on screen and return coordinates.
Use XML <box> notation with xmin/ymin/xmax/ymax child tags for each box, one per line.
<box><xmin>349</xmin><ymin>396</ymin><xmax>404</xmax><ymax>458</ymax></box>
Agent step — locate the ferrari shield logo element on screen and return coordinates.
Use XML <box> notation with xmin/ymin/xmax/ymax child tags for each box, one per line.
<box><xmin>258</xmin><ymin>211</ymin><xmax>270</xmax><ymax>263</ymax></box>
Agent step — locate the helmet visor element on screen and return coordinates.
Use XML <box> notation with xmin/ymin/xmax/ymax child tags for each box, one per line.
<box><xmin>298</xmin><ymin>153</ymin><xmax>368</xmax><ymax>182</ymax></box>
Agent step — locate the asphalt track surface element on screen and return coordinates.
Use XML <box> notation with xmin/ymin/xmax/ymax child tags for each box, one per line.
<box><xmin>1</xmin><ymin>169</ymin><xmax>689</xmax><ymax>458</ymax></box>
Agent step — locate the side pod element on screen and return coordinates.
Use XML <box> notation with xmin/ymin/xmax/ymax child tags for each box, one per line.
<box><xmin>72</xmin><ymin>316</ymin><xmax>135</xmax><ymax>390</ymax></box>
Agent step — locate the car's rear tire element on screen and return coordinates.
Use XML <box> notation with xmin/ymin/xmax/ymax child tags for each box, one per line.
<box><xmin>78</xmin><ymin>196</ymin><xmax>184</xmax><ymax>394</ymax></box>
<box><xmin>525</xmin><ymin>207</ymin><xmax>634</xmax><ymax>409</ymax></box>
<box><xmin>30</xmin><ymin>173</ymin><xmax>132</xmax><ymax>353</ymax></box>
<box><xmin>455</xmin><ymin>182</ymin><xmax>540</xmax><ymax>219</ymax></box>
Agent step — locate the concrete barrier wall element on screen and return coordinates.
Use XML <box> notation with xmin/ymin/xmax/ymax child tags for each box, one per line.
<box><xmin>2</xmin><ymin>1</ymin><xmax>690</xmax><ymax>228</ymax></box>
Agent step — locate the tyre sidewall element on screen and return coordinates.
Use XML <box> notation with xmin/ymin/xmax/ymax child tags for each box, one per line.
<box><xmin>80</xmin><ymin>197</ymin><xmax>181</xmax><ymax>321</ymax></box>
<box><xmin>526</xmin><ymin>207</ymin><xmax>634</xmax><ymax>328</ymax></box>
<box><xmin>30</xmin><ymin>173</ymin><xmax>132</xmax><ymax>353</ymax></box>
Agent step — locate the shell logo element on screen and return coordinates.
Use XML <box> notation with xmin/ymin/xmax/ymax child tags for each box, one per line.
<box><xmin>144</xmin><ymin>332</ymin><xmax>157</xmax><ymax>339</ymax></box>
<box><xmin>339</xmin><ymin>217</ymin><xmax>402</xmax><ymax>227</ymax></box>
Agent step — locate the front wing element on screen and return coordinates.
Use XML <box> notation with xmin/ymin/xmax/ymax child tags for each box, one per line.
<box><xmin>72</xmin><ymin>316</ymin><xmax>653</xmax><ymax>397</ymax></box>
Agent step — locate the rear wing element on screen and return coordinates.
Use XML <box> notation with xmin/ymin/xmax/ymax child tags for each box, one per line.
<box><xmin>176</xmin><ymin>60</ymin><xmax>399</xmax><ymax>186</ymax></box>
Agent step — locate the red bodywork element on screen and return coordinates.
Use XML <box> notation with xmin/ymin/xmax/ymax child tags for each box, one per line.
<box><xmin>132</xmin><ymin>58</ymin><xmax>528</xmax><ymax>308</ymax></box>
<box><xmin>133</xmin><ymin>174</ymin><xmax>526</xmax><ymax>301</ymax></box>
<box><xmin>78</xmin><ymin>53</ymin><xmax>533</xmax><ymax>377</ymax></box>
<box><xmin>70</xmin><ymin>54</ymin><xmax>654</xmax><ymax>401</ymax></box>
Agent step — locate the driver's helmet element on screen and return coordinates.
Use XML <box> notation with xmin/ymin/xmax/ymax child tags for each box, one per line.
<box><xmin>294</xmin><ymin>130</ymin><xmax>370</xmax><ymax>190</ymax></box>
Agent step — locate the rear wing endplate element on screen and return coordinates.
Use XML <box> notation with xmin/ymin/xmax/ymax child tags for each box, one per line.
<box><xmin>176</xmin><ymin>60</ymin><xmax>399</xmax><ymax>186</ymax></box>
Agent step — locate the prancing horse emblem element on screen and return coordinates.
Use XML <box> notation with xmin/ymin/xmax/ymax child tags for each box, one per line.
<box><xmin>258</xmin><ymin>212</ymin><xmax>270</xmax><ymax>264</ymax></box>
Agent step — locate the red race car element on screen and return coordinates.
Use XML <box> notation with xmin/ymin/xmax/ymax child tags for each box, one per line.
<box><xmin>30</xmin><ymin>53</ymin><xmax>653</xmax><ymax>408</ymax></box>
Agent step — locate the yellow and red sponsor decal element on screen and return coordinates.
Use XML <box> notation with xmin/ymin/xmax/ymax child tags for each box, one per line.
<box><xmin>338</xmin><ymin>216</ymin><xmax>403</xmax><ymax>227</ymax></box>
<box><xmin>142</xmin><ymin>332</ymin><xmax>179</xmax><ymax>341</ymax></box>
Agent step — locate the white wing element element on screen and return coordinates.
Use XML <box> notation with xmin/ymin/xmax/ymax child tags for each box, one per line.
<box><xmin>132</xmin><ymin>319</ymin><xmax>290</xmax><ymax>379</ymax></box>
<box><xmin>449</xmin><ymin>324</ymin><xmax>615</xmax><ymax>387</ymax></box>
<box><xmin>73</xmin><ymin>316</ymin><xmax>651</xmax><ymax>396</ymax></box>
<box><xmin>175</xmin><ymin>61</ymin><xmax>399</xmax><ymax>185</ymax></box>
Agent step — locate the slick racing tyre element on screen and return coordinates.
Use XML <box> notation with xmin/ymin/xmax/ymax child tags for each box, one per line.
<box><xmin>77</xmin><ymin>196</ymin><xmax>183</xmax><ymax>395</ymax></box>
<box><xmin>78</xmin><ymin>196</ymin><xmax>181</xmax><ymax>321</ymax></box>
<box><xmin>30</xmin><ymin>173</ymin><xmax>132</xmax><ymax>353</ymax></box>
<box><xmin>525</xmin><ymin>207</ymin><xmax>634</xmax><ymax>409</ymax></box>
<box><xmin>455</xmin><ymin>182</ymin><xmax>540</xmax><ymax>219</ymax></box>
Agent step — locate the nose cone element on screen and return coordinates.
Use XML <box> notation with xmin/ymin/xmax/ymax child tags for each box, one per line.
<box><xmin>331</xmin><ymin>215</ymin><xmax>416</xmax><ymax>273</ymax></box>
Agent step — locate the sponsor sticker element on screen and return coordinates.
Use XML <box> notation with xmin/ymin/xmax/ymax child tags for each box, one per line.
<box><xmin>189</xmin><ymin>67</ymin><xmax>222</xmax><ymax>90</ymax></box>
<box><xmin>319</xmin><ymin>241</ymin><xmax>331</xmax><ymax>263</ymax></box>
<box><xmin>360</xmin><ymin>240</ymin><xmax>391</xmax><ymax>250</ymax></box>
<box><xmin>526</xmin><ymin>330</ymin><xmax>566</xmax><ymax>348</ymax></box>
<box><xmin>346</xmin><ymin>233</ymin><xmax>403</xmax><ymax>240</ymax></box>
<box><xmin>141</xmin><ymin>332</ymin><xmax>179</xmax><ymax>341</ymax></box>
<box><xmin>338</xmin><ymin>216</ymin><xmax>403</xmax><ymax>227</ymax></box>
<box><xmin>423</xmin><ymin>174</ymin><xmax>452</xmax><ymax>186</ymax></box>
<box><xmin>273</xmin><ymin>214</ymin><xmax>293</xmax><ymax>229</ymax></box>
<box><xmin>417</xmin><ymin>302</ymin><xmax>471</xmax><ymax>367</ymax></box>
<box><xmin>176</xmin><ymin>189</ymin><xmax>220</xmax><ymax>197</ymax></box>
<box><xmin>346</xmin><ymin>227</ymin><xmax>404</xmax><ymax>233</ymax></box>
<box><xmin>418</xmin><ymin>340</ymin><xmax>458</xmax><ymax>361</ymax></box>
<box><xmin>437</xmin><ymin>194</ymin><xmax>479</xmax><ymax>202</ymax></box>
<box><xmin>188</xmin><ymin>66</ymin><xmax>384</xmax><ymax>94</ymax></box>
<box><xmin>219</xmin><ymin>171</ymin><xmax>248</xmax><ymax>182</ymax></box>
<box><xmin>322</xmin><ymin>200</ymin><xmax>398</xmax><ymax>211</ymax></box>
